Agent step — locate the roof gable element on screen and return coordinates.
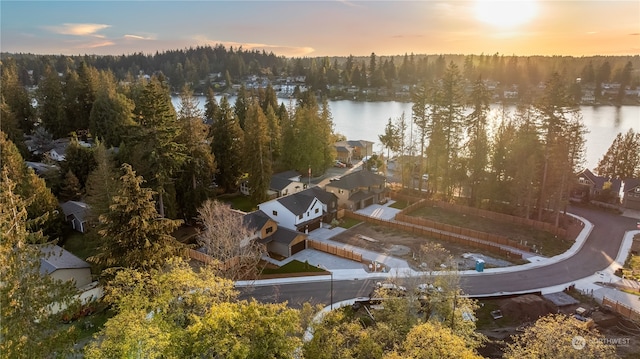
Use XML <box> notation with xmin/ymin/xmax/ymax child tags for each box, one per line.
<box><xmin>40</xmin><ymin>245</ymin><xmax>91</xmax><ymax>274</ymax></box>
<box><xmin>242</xmin><ymin>210</ymin><xmax>272</xmax><ymax>231</ymax></box>
<box><xmin>326</xmin><ymin>170</ymin><xmax>386</xmax><ymax>190</ymax></box>
<box><xmin>277</xmin><ymin>191</ymin><xmax>315</xmax><ymax>215</ymax></box>
<box><xmin>60</xmin><ymin>201</ymin><xmax>90</xmax><ymax>222</ymax></box>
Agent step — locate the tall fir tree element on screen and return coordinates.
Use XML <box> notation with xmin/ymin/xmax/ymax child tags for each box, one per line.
<box><xmin>36</xmin><ymin>65</ymin><xmax>67</xmax><ymax>138</ymax></box>
<box><xmin>89</xmin><ymin>88</ymin><xmax>136</xmax><ymax>148</ymax></box>
<box><xmin>0</xmin><ymin>131</ymin><xmax>63</xmax><ymax>240</ymax></box>
<box><xmin>464</xmin><ymin>77</ymin><xmax>491</xmax><ymax>207</ymax></box>
<box><xmin>175</xmin><ymin>84</ymin><xmax>217</xmax><ymax>219</ymax></box>
<box><xmin>84</xmin><ymin>142</ymin><xmax>120</xmax><ymax>236</ymax></box>
<box><xmin>596</xmin><ymin>129</ymin><xmax>640</xmax><ymax>179</ymax></box>
<box><xmin>244</xmin><ymin>100</ymin><xmax>272</xmax><ymax>204</ymax></box>
<box><xmin>0</xmin><ymin>58</ymin><xmax>35</xmax><ymax>146</ymax></box>
<box><xmin>129</xmin><ymin>76</ymin><xmax>187</xmax><ymax>218</ymax></box>
<box><xmin>210</xmin><ymin>96</ymin><xmax>245</xmax><ymax>192</ymax></box>
<box><xmin>89</xmin><ymin>164</ymin><xmax>183</xmax><ymax>270</ymax></box>
<box><xmin>0</xmin><ymin>171</ymin><xmax>79</xmax><ymax>358</ymax></box>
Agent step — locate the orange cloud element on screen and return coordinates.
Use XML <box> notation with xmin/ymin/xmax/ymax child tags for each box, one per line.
<box><xmin>44</xmin><ymin>23</ymin><xmax>110</xmax><ymax>36</ymax></box>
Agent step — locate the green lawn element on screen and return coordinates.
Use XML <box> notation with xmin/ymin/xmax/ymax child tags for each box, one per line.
<box><xmin>339</xmin><ymin>217</ymin><xmax>362</xmax><ymax>229</ymax></box>
<box><xmin>261</xmin><ymin>260</ymin><xmax>327</xmax><ymax>275</ymax></box>
<box><xmin>220</xmin><ymin>194</ymin><xmax>257</xmax><ymax>212</ymax></box>
<box><xmin>389</xmin><ymin>200</ymin><xmax>410</xmax><ymax>209</ymax></box>
<box><xmin>409</xmin><ymin>205</ymin><xmax>571</xmax><ymax>256</ymax></box>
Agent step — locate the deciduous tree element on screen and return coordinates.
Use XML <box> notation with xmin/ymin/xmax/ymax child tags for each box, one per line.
<box><xmin>504</xmin><ymin>314</ymin><xmax>616</xmax><ymax>358</ymax></box>
<box><xmin>196</xmin><ymin>199</ymin><xmax>266</xmax><ymax>280</ymax></box>
<box><xmin>85</xmin><ymin>258</ymin><xmax>300</xmax><ymax>359</ymax></box>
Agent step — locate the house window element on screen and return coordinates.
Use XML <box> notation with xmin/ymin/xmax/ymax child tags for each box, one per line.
<box><xmin>315</xmin><ymin>208</ymin><xmax>319</xmax><ymax>214</ymax></box>
<box><xmin>299</xmin><ymin>214</ymin><xmax>303</xmax><ymax>219</ymax></box>
<box><xmin>266</xmin><ymin>226</ymin><xmax>273</xmax><ymax>234</ymax></box>
<box><xmin>272</xmin><ymin>210</ymin><xmax>278</xmax><ymax>216</ymax></box>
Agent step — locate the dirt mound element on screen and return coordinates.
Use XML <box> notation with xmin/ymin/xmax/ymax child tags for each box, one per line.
<box><xmin>499</xmin><ymin>294</ymin><xmax>556</xmax><ymax>322</ymax></box>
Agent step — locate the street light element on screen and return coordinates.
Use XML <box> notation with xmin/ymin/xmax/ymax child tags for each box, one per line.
<box><xmin>330</xmin><ymin>271</ymin><xmax>333</xmax><ymax>310</ymax></box>
<box><xmin>320</xmin><ymin>265</ymin><xmax>334</xmax><ymax>310</ymax></box>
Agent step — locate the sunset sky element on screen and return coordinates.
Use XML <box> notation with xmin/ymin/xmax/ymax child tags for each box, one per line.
<box><xmin>2</xmin><ymin>1</ymin><xmax>639</xmax><ymax>57</ymax></box>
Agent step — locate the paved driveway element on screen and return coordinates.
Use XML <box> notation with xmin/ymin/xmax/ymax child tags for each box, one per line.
<box><xmin>355</xmin><ymin>203</ymin><xmax>401</xmax><ymax>220</ymax></box>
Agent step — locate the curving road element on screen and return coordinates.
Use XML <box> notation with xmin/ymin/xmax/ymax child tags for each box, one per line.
<box><xmin>239</xmin><ymin>206</ymin><xmax>638</xmax><ymax>307</ymax></box>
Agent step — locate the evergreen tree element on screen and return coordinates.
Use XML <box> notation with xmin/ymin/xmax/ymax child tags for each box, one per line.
<box><xmin>412</xmin><ymin>82</ymin><xmax>432</xmax><ymax>191</ymax></box>
<box><xmin>0</xmin><ymin>98</ymin><xmax>27</xmax><ymax>157</ymax></box>
<box><xmin>62</xmin><ymin>135</ymin><xmax>97</xmax><ymax>189</ymax></box>
<box><xmin>89</xmin><ymin>164</ymin><xmax>183</xmax><ymax>270</ymax></box>
<box><xmin>508</xmin><ymin>106</ymin><xmax>542</xmax><ymax>218</ymax></box>
<box><xmin>0</xmin><ymin>171</ymin><xmax>79</xmax><ymax>358</ymax></box>
<box><xmin>89</xmin><ymin>88</ymin><xmax>136</xmax><ymax>148</ymax></box>
<box><xmin>596</xmin><ymin>129</ymin><xmax>640</xmax><ymax>179</ymax></box>
<box><xmin>244</xmin><ymin>100</ymin><xmax>272</xmax><ymax>204</ymax></box>
<box><xmin>534</xmin><ymin>72</ymin><xmax>583</xmax><ymax>223</ymax></box>
<box><xmin>234</xmin><ymin>85</ymin><xmax>249</xmax><ymax>129</ymax></box>
<box><xmin>175</xmin><ymin>84</ymin><xmax>217</xmax><ymax>219</ymax></box>
<box><xmin>84</xmin><ymin>143</ymin><xmax>120</xmax><ymax>235</ymax></box>
<box><xmin>435</xmin><ymin>62</ymin><xmax>466</xmax><ymax>199</ymax></box>
<box><xmin>0</xmin><ymin>58</ymin><xmax>35</xmax><ymax>134</ymax></box>
<box><xmin>464</xmin><ymin>77</ymin><xmax>491</xmax><ymax>207</ymax></box>
<box><xmin>36</xmin><ymin>65</ymin><xmax>67</xmax><ymax>138</ymax></box>
<box><xmin>265</xmin><ymin>104</ymin><xmax>282</xmax><ymax>164</ymax></box>
<box><xmin>210</xmin><ymin>96</ymin><xmax>245</xmax><ymax>192</ymax></box>
<box><xmin>282</xmin><ymin>94</ymin><xmax>335</xmax><ymax>176</ymax></box>
<box><xmin>0</xmin><ymin>131</ymin><xmax>63</xmax><ymax>239</ymax></box>
<box><xmin>60</xmin><ymin>170</ymin><xmax>82</xmax><ymax>201</ymax></box>
<box><xmin>129</xmin><ymin>76</ymin><xmax>187</xmax><ymax>218</ymax></box>
<box><xmin>378</xmin><ymin>118</ymin><xmax>400</xmax><ymax>175</ymax></box>
<box><xmin>75</xmin><ymin>62</ymin><xmax>100</xmax><ymax>130</ymax></box>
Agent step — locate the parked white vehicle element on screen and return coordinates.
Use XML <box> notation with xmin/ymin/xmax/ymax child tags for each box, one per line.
<box><xmin>375</xmin><ymin>282</ymin><xmax>407</xmax><ymax>292</ymax></box>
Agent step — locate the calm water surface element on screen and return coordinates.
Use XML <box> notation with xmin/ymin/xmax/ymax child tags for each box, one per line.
<box><xmin>174</xmin><ymin>96</ymin><xmax>639</xmax><ymax>171</ymax></box>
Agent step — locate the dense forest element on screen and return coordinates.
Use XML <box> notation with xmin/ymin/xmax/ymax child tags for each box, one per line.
<box><xmin>2</xmin><ymin>45</ymin><xmax>639</xmax><ymax>102</ymax></box>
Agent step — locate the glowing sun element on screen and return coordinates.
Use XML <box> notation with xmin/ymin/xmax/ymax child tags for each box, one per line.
<box><xmin>475</xmin><ymin>0</ymin><xmax>538</xmax><ymax>28</ymax></box>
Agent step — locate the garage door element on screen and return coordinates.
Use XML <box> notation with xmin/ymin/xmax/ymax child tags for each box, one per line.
<box><xmin>291</xmin><ymin>240</ymin><xmax>306</xmax><ymax>255</ymax></box>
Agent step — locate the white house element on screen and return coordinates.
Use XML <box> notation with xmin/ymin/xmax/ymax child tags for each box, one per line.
<box><xmin>258</xmin><ymin>188</ymin><xmax>326</xmax><ymax>233</ymax></box>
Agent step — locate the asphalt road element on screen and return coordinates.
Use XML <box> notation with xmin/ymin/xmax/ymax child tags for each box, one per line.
<box><xmin>239</xmin><ymin>206</ymin><xmax>638</xmax><ymax>307</ymax></box>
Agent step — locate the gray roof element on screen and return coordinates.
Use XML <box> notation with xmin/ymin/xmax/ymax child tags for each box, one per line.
<box><xmin>270</xmin><ymin>227</ymin><xmax>303</xmax><ymax>245</ymax></box>
<box><xmin>325</xmin><ymin>170</ymin><xmax>386</xmax><ymax>191</ymax></box>
<box><xmin>270</xmin><ymin>176</ymin><xmax>294</xmax><ymax>191</ymax></box>
<box><xmin>60</xmin><ymin>201</ymin><xmax>90</xmax><ymax>222</ymax></box>
<box><xmin>623</xmin><ymin>178</ymin><xmax>640</xmax><ymax>193</ymax></box>
<box><xmin>40</xmin><ymin>245</ymin><xmax>91</xmax><ymax>274</ymax></box>
<box><xmin>577</xmin><ymin>169</ymin><xmax>622</xmax><ymax>192</ymax></box>
<box><xmin>243</xmin><ymin>210</ymin><xmax>272</xmax><ymax>231</ymax></box>
<box><xmin>26</xmin><ymin>161</ymin><xmax>59</xmax><ymax>175</ymax></box>
<box><xmin>277</xmin><ymin>190</ymin><xmax>316</xmax><ymax>215</ymax></box>
<box><xmin>305</xmin><ymin>186</ymin><xmax>338</xmax><ymax>207</ymax></box>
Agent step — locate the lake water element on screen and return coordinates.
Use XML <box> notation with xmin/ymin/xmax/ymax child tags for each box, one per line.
<box><xmin>173</xmin><ymin>96</ymin><xmax>639</xmax><ymax>171</ymax></box>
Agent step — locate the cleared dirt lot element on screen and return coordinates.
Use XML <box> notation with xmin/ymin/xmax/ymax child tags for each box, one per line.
<box><xmin>330</xmin><ymin>222</ymin><xmax>525</xmax><ymax>270</ymax></box>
